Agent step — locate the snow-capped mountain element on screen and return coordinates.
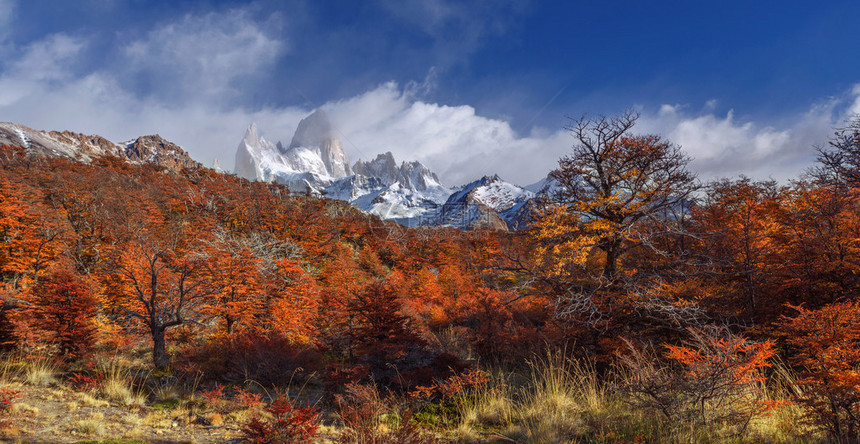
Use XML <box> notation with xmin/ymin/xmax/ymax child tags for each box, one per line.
<box><xmin>326</xmin><ymin>153</ymin><xmax>452</xmax><ymax>223</ymax></box>
<box><xmin>232</xmin><ymin>110</ymin><xmax>549</xmax><ymax>231</ymax></box>
<box><xmin>234</xmin><ymin>110</ymin><xmax>353</xmax><ymax>194</ymax></box>
<box><xmin>429</xmin><ymin>175</ymin><xmax>535</xmax><ymax>230</ymax></box>
<box><xmin>342</xmin><ymin>152</ymin><xmax>453</xmax><ymax>222</ymax></box>
<box><xmin>0</xmin><ymin>122</ymin><xmax>201</xmax><ymax>172</ymax></box>
<box><xmin>1</xmin><ymin>118</ymin><xmax>550</xmax><ymax>231</ymax></box>
<box><xmin>289</xmin><ymin>110</ymin><xmax>352</xmax><ymax>178</ymax></box>
<box><xmin>233</xmin><ymin>111</ymin><xmax>451</xmax><ymax>224</ymax></box>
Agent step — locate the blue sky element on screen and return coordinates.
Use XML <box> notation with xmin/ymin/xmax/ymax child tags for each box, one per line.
<box><xmin>1</xmin><ymin>0</ymin><xmax>859</xmax><ymax>185</ymax></box>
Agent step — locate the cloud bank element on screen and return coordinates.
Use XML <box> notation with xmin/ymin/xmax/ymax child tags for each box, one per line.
<box><xmin>0</xmin><ymin>4</ymin><xmax>857</xmax><ymax>187</ymax></box>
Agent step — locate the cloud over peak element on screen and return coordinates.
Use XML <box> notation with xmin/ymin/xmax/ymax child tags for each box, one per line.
<box><xmin>0</xmin><ymin>2</ymin><xmax>856</xmax><ymax>189</ymax></box>
<box><xmin>122</xmin><ymin>8</ymin><xmax>285</xmax><ymax>104</ymax></box>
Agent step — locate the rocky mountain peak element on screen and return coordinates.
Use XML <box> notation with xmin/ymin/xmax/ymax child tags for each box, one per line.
<box><xmin>228</xmin><ymin>115</ymin><xmax>537</xmax><ymax>231</ymax></box>
<box><xmin>289</xmin><ymin>109</ymin><xmax>334</xmax><ymax>149</ymax></box>
<box><xmin>243</xmin><ymin>123</ymin><xmax>259</xmax><ymax>147</ymax></box>
<box><xmin>123</xmin><ymin>135</ymin><xmax>201</xmax><ymax>171</ymax></box>
<box><xmin>353</xmin><ymin>152</ymin><xmax>399</xmax><ymax>183</ymax></box>
<box><xmin>0</xmin><ymin>122</ymin><xmax>199</xmax><ymax>173</ymax></box>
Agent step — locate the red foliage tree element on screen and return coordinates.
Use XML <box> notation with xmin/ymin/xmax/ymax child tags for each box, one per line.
<box><xmin>620</xmin><ymin>326</ymin><xmax>775</xmax><ymax>433</ymax></box>
<box><xmin>781</xmin><ymin>302</ymin><xmax>860</xmax><ymax>440</ymax></box>
<box><xmin>109</xmin><ymin>228</ymin><xmax>212</xmax><ymax>368</ymax></box>
<box><xmin>23</xmin><ymin>268</ymin><xmax>98</xmax><ymax>359</ymax></box>
<box><xmin>243</xmin><ymin>396</ymin><xmax>320</xmax><ymax>444</ymax></box>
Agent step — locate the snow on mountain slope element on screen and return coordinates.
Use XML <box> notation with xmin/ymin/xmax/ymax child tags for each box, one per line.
<box><xmin>0</xmin><ymin>122</ymin><xmax>200</xmax><ymax>171</ymax></box>
<box><xmin>353</xmin><ymin>152</ymin><xmax>398</xmax><ymax>183</ymax></box>
<box><xmin>234</xmin><ymin>111</ymin><xmax>452</xmax><ymax>222</ymax></box>
<box><xmin>445</xmin><ymin>175</ymin><xmax>534</xmax><ymax>212</ymax></box>
<box><xmin>328</xmin><ymin>153</ymin><xmax>451</xmax><ymax>222</ymax></box>
<box><xmin>231</xmin><ymin>110</ymin><xmax>553</xmax><ymax>231</ymax></box>
<box><xmin>289</xmin><ymin>110</ymin><xmax>352</xmax><ymax>178</ymax></box>
<box><xmin>234</xmin><ymin>111</ymin><xmax>353</xmax><ymax>194</ymax></box>
<box><xmin>430</xmin><ymin>175</ymin><xmax>534</xmax><ymax>230</ymax></box>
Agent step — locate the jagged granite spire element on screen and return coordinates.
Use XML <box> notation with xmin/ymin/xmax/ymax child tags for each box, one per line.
<box><xmin>289</xmin><ymin>110</ymin><xmax>352</xmax><ymax>178</ymax></box>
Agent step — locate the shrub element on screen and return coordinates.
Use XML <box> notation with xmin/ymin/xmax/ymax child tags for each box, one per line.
<box><xmin>198</xmin><ymin>384</ymin><xmax>228</xmax><ymax>411</ymax></box>
<box><xmin>781</xmin><ymin>302</ymin><xmax>860</xmax><ymax>441</ymax></box>
<box><xmin>335</xmin><ymin>382</ymin><xmax>441</xmax><ymax>444</ymax></box>
<box><xmin>618</xmin><ymin>326</ymin><xmax>775</xmax><ymax>434</ymax></box>
<box><xmin>243</xmin><ymin>396</ymin><xmax>320</xmax><ymax>444</ymax></box>
<box><xmin>0</xmin><ymin>387</ymin><xmax>22</xmax><ymax>431</ymax></box>
<box><xmin>23</xmin><ymin>269</ymin><xmax>98</xmax><ymax>360</ymax></box>
<box><xmin>234</xmin><ymin>387</ymin><xmax>265</xmax><ymax>409</ymax></box>
<box><xmin>68</xmin><ymin>371</ymin><xmax>103</xmax><ymax>391</ymax></box>
<box><xmin>187</xmin><ymin>332</ymin><xmax>321</xmax><ymax>386</ymax></box>
<box><xmin>0</xmin><ymin>387</ymin><xmax>21</xmax><ymax>410</ymax></box>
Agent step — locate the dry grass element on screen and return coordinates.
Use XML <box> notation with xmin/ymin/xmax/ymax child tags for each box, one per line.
<box><xmin>73</xmin><ymin>412</ymin><xmax>105</xmax><ymax>436</ymax></box>
<box><xmin>151</xmin><ymin>383</ymin><xmax>181</xmax><ymax>404</ymax></box>
<box><xmin>0</xmin><ymin>356</ymin><xmax>19</xmax><ymax>383</ymax></box>
<box><xmin>143</xmin><ymin>408</ymin><xmax>181</xmax><ymax>429</ymax></box>
<box><xmin>505</xmin><ymin>351</ymin><xmax>605</xmax><ymax>443</ymax></box>
<box><xmin>745</xmin><ymin>362</ymin><xmax>818</xmax><ymax>443</ymax></box>
<box><xmin>456</xmin><ymin>351</ymin><xmax>603</xmax><ymax>443</ymax></box>
<box><xmin>99</xmin><ymin>361</ymin><xmax>146</xmax><ymax>406</ymax></box>
<box><xmin>76</xmin><ymin>390</ymin><xmax>110</xmax><ymax>407</ymax></box>
<box><xmin>454</xmin><ymin>350</ymin><xmax>820</xmax><ymax>444</ymax></box>
<box><xmin>10</xmin><ymin>402</ymin><xmax>38</xmax><ymax>416</ymax></box>
<box><xmin>23</xmin><ymin>356</ymin><xmax>58</xmax><ymax>387</ymax></box>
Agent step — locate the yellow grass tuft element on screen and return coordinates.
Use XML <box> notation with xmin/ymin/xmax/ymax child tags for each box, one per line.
<box><xmin>73</xmin><ymin>412</ymin><xmax>105</xmax><ymax>436</ymax></box>
<box><xmin>77</xmin><ymin>391</ymin><xmax>109</xmax><ymax>407</ymax></box>
<box><xmin>99</xmin><ymin>362</ymin><xmax>146</xmax><ymax>406</ymax></box>
<box><xmin>23</xmin><ymin>356</ymin><xmax>58</xmax><ymax>387</ymax></box>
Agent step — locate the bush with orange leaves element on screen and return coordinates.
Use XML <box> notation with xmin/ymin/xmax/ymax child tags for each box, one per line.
<box><xmin>619</xmin><ymin>326</ymin><xmax>776</xmax><ymax>434</ymax></box>
<box><xmin>336</xmin><ymin>382</ymin><xmax>441</xmax><ymax>444</ymax></box>
<box><xmin>242</xmin><ymin>396</ymin><xmax>320</xmax><ymax>444</ymax></box>
<box><xmin>781</xmin><ymin>302</ymin><xmax>860</xmax><ymax>441</ymax></box>
<box><xmin>21</xmin><ymin>269</ymin><xmax>99</xmax><ymax>360</ymax></box>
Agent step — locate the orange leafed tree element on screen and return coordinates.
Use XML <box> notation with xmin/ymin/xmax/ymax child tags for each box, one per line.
<box><xmin>109</xmin><ymin>228</ymin><xmax>212</xmax><ymax>368</ymax></box>
<box><xmin>693</xmin><ymin>178</ymin><xmax>787</xmax><ymax>321</ymax></box>
<box><xmin>22</xmin><ymin>268</ymin><xmax>99</xmax><ymax>359</ymax></box>
<box><xmin>781</xmin><ymin>302</ymin><xmax>860</xmax><ymax>440</ymax></box>
<box><xmin>0</xmin><ymin>179</ymin><xmax>59</xmax><ymax>292</ymax></box>
<box><xmin>532</xmin><ymin>111</ymin><xmax>699</xmax><ymax>327</ymax></box>
<box><xmin>620</xmin><ymin>326</ymin><xmax>775</xmax><ymax>433</ymax></box>
<box><xmin>201</xmin><ymin>230</ymin><xmax>267</xmax><ymax>335</ymax></box>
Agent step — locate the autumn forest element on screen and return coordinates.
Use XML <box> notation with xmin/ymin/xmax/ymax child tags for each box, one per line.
<box><xmin>1</xmin><ymin>112</ymin><xmax>860</xmax><ymax>443</ymax></box>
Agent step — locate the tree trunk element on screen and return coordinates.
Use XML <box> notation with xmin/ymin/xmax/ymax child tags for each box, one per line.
<box><xmin>152</xmin><ymin>327</ymin><xmax>169</xmax><ymax>369</ymax></box>
<box><xmin>603</xmin><ymin>237</ymin><xmax>622</xmax><ymax>279</ymax></box>
<box><xmin>226</xmin><ymin>315</ymin><xmax>235</xmax><ymax>335</ymax></box>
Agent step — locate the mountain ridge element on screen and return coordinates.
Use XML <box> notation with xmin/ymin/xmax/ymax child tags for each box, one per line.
<box><xmin>0</xmin><ymin>122</ymin><xmax>201</xmax><ymax>172</ymax></box>
<box><xmin>231</xmin><ymin>111</ymin><xmax>550</xmax><ymax>231</ymax></box>
<box><xmin>0</xmin><ymin>116</ymin><xmax>549</xmax><ymax>231</ymax></box>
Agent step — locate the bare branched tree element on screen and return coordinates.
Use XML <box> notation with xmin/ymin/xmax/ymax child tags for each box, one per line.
<box><xmin>532</xmin><ymin>111</ymin><xmax>702</xmax><ymax>324</ymax></box>
<box><xmin>816</xmin><ymin>115</ymin><xmax>860</xmax><ymax>187</ymax></box>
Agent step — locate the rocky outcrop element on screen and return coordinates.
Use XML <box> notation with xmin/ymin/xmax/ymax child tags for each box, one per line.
<box><xmin>121</xmin><ymin>135</ymin><xmax>201</xmax><ymax>171</ymax></box>
<box><xmin>288</xmin><ymin>109</ymin><xmax>352</xmax><ymax>178</ymax></box>
<box><xmin>0</xmin><ymin>122</ymin><xmax>200</xmax><ymax>173</ymax></box>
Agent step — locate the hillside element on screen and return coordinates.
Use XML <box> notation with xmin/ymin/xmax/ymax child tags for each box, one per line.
<box><xmin>0</xmin><ymin>114</ymin><xmax>859</xmax><ymax>442</ymax></box>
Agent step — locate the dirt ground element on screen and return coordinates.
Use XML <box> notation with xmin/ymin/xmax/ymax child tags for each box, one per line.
<box><xmin>0</xmin><ymin>383</ymin><xmax>246</xmax><ymax>443</ymax></box>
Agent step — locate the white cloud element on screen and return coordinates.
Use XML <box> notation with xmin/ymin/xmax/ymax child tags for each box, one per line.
<box><xmin>0</xmin><ymin>33</ymin><xmax>86</xmax><ymax>106</ymax></box>
<box><xmin>0</xmin><ymin>5</ymin><xmax>857</xmax><ymax>188</ymax></box>
<box><xmin>320</xmin><ymin>82</ymin><xmax>569</xmax><ymax>186</ymax></box>
<box><xmin>122</xmin><ymin>9</ymin><xmax>284</xmax><ymax>103</ymax></box>
<box><xmin>13</xmin><ymin>34</ymin><xmax>85</xmax><ymax>81</ymax></box>
<box><xmin>0</xmin><ymin>0</ymin><xmax>13</xmax><ymax>30</ymax></box>
<box><xmin>320</xmin><ymin>83</ymin><xmax>859</xmax><ymax>186</ymax></box>
<box><xmin>850</xmin><ymin>85</ymin><xmax>860</xmax><ymax>116</ymax></box>
<box><xmin>0</xmin><ymin>0</ymin><xmax>15</xmax><ymax>52</ymax></box>
<box><xmin>637</xmin><ymin>95</ymin><xmax>847</xmax><ymax>182</ymax></box>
